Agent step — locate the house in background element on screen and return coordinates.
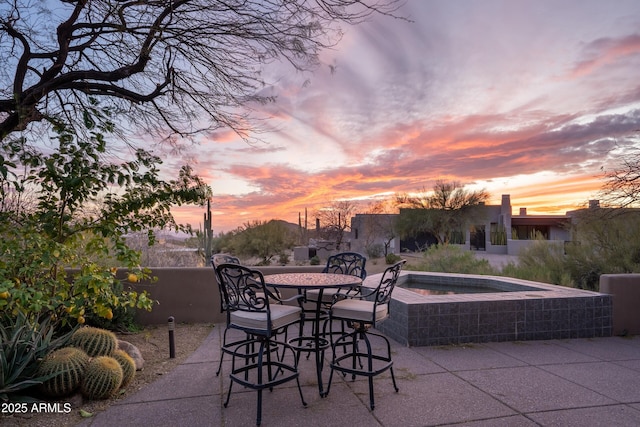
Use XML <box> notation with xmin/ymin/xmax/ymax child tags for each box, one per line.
<box><xmin>349</xmin><ymin>194</ymin><xmax>573</xmax><ymax>256</ymax></box>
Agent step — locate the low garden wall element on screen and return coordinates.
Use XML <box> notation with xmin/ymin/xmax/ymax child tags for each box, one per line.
<box><xmin>129</xmin><ymin>267</ymin><xmax>627</xmax><ymax>344</ymax></box>
<box><xmin>131</xmin><ymin>265</ymin><xmax>323</xmax><ymax>325</ymax></box>
<box><xmin>599</xmin><ymin>274</ymin><xmax>640</xmax><ymax>335</ymax></box>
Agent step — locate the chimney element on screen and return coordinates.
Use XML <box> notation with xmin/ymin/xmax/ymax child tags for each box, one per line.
<box><xmin>519</xmin><ymin>208</ymin><xmax>527</xmax><ymax>216</ymax></box>
<box><xmin>589</xmin><ymin>200</ymin><xmax>600</xmax><ymax>209</ymax></box>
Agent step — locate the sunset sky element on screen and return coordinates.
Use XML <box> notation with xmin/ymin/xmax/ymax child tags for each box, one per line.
<box><xmin>168</xmin><ymin>0</ymin><xmax>640</xmax><ymax>233</ymax></box>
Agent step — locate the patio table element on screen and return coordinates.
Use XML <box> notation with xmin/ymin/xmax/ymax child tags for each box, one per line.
<box><xmin>264</xmin><ymin>272</ymin><xmax>362</xmax><ymax>397</ymax></box>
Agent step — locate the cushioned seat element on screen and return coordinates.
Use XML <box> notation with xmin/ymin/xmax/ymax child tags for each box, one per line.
<box><xmin>230</xmin><ymin>304</ymin><xmax>302</xmax><ymax>331</ymax></box>
<box><xmin>305</xmin><ymin>287</ymin><xmax>343</xmax><ymax>304</ymax></box>
<box><xmin>329</xmin><ymin>299</ymin><xmax>388</xmax><ymax>323</ymax></box>
<box><xmin>304</xmin><ymin>252</ymin><xmax>367</xmax><ymax>342</ymax></box>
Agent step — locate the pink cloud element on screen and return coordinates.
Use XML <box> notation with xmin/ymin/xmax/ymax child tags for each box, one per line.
<box><xmin>570</xmin><ymin>34</ymin><xmax>640</xmax><ymax>78</ymax></box>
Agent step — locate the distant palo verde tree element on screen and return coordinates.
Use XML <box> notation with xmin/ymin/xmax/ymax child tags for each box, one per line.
<box><xmin>396</xmin><ymin>180</ymin><xmax>489</xmax><ymax>245</ymax></box>
<box><xmin>228</xmin><ymin>220</ymin><xmax>296</xmax><ymax>265</ymax></box>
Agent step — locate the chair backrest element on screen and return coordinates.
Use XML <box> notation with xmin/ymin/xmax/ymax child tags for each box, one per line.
<box><xmin>212</xmin><ymin>253</ymin><xmax>240</xmax><ymax>267</ymax></box>
<box><xmin>322</xmin><ymin>252</ymin><xmax>367</xmax><ymax>279</ymax></box>
<box><xmin>375</xmin><ymin>259</ymin><xmax>406</xmax><ymax>307</ymax></box>
<box><xmin>215</xmin><ymin>263</ymin><xmax>269</xmax><ymax>312</ymax></box>
<box><xmin>211</xmin><ymin>254</ymin><xmax>241</xmax><ymax>314</ymax></box>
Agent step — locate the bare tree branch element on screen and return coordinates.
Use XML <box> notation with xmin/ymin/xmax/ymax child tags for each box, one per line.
<box><xmin>1</xmin><ymin>0</ymin><xmax>404</xmax><ymax>142</ymax></box>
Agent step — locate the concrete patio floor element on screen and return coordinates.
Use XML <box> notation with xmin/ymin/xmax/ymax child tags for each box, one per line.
<box><xmin>78</xmin><ymin>325</ymin><xmax>640</xmax><ymax>426</ymax></box>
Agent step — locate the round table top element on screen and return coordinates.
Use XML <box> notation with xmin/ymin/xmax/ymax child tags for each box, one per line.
<box><xmin>264</xmin><ymin>272</ymin><xmax>362</xmax><ymax>289</ymax></box>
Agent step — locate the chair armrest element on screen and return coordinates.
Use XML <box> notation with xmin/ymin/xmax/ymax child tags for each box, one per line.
<box><xmin>357</xmin><ymin>286</ymin><xmax>378</xmax><ymax>299</ymax></box>
<box><xmin>331</xmin><ymin>285</ymin><xmax>373</xmax><ymax>304</ymax></box>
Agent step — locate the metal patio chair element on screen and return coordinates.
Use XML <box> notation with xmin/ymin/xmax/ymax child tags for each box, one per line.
<box><xmin>216</xmin><ymin>263</ymin><xmax>306</xmax><ymax>425</ymax></box>
<box><xmin>324</xmin><ymin>259</ymin><xmax>406</xmax><ymax>410</ymax></box>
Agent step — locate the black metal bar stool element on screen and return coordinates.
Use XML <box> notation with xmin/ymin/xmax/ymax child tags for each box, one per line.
<box><xmin>324</xmin><ymin>260</ymin><xmax>406</xmax><ymax>410</ymax></box>
<box><xmin>216</xmin><ymin>263</ymin><xmax>307</xmax><ymax>425</ymax></box>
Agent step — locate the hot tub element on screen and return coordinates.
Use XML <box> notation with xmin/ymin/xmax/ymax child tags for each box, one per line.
<box><xmin>365</xmin><ymin>271</ymin><xmax>612</xmax><ymax>346</ymax></box>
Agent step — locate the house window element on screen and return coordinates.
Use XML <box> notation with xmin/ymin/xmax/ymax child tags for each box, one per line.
<box><xmin>513</xmin><ymin>225</ymin><xmax>549</xmax><ymax>240</ymax></box>
<box><xmin>490</xmin><ymin>223</ymin><xmax>507</xmax><ymax>245</ymax></box>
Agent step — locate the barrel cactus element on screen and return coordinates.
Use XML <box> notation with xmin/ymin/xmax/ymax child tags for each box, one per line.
<box><xmin>112</xmin><ymin>349</ymin><xmax>136</xmax><ymax>388</ymax></box>
<box><xmin>81</xmin><ymin>356</ymin><xmax>123</xmax><ymax>400</ymax></box>
<box><xmin>37</xmin><ymin>347</ymin><xmax>90</xmax><ymax>397</ymax></box>
<box><xmin>70</xmin><ymin>326</ymin><xmax>117</xmax><ymax>357</ymax></box>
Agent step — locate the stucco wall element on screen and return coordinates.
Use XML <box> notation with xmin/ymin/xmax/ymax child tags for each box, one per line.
<box><xmin>600</xmin><ymin>274</ymin><xmax>640</xmax><ymax>335</ymax></box>
<box><xmin>131</xmin><ymin>265</ymin><xmax>323</xmax><ymax>325</ymax></box>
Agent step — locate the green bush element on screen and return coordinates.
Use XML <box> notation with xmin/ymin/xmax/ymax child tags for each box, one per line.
<box><xmin>277</xmin><ymin>252</ymin><xmax>290</xmax><ymax>265</ymax></box>
<box><xmin>0</xmin><ymin>228</ymin><xmax>154</xmax><ymax>328</ymax></box>
<box><xmin>0</xmin><ymin>112</ymin><xmax>209</xmax><ymax>328</ymax></box>
<box><xmin>309</xmin><ymin>255</ymin><xmax>321</xmax><ymax>265</ymax></box>
<box><xmin>0</xmin><ymin>311</ymin><xmax>75</xmax><ymax>402</ymax></box>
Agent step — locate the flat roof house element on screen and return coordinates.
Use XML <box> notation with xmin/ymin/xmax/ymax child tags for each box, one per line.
<box><xmin>350</xmin><ymin>194</ymin><xmax>573</xmax><ymax>256</ymax></box>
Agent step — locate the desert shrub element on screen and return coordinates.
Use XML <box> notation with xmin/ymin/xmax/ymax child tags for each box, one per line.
<box><xmin>365</xmin><ymin>243</ymin><xmax>384</xmax><ymax>259</ymax></box>
<box><xmin>408</xmin><ymin>244</ymin><xmax>496</xmax><ymax>275</ymax></box>
<box><xmin>309</xmin><ymin>255</ymin><xmax>321</xmax><ymax>265</ymax></box>
<box><xmin>277</xmin><ymin>252</ymin><xmax>290</xmax><ymax>265</ymax></box>
<box><xmin>385</xmin><ymin>253</ymin><xmax>402</xmax><ymax>264</ymax></box>
<box><xmin>499</xmin><ymin>241</ymin><xmax>572</xmax><ymax>286</ymax></box>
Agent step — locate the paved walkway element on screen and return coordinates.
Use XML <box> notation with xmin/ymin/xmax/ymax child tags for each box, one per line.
<box><xmin>77</xmin><ymin>324</ymin><xmax>640</xmax><ymax>427</ymax></box>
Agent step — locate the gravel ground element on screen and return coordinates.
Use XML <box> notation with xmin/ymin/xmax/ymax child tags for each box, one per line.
<box><xmin>1</xmin><ymin>323</ymin><xmax>214</xmax><ymax>427</ymax></box>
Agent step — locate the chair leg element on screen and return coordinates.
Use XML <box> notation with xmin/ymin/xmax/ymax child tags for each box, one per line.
<box><xmin>351</xmin><ymin>331</ymin><xmax>359</xmax><ymax>380</ymax></box>
<box><xmin>256</xmin><ymin>340</ymin><xmax>266</xmax><ymax>425</ymax></box>
<box><xmin>225</xmin><ymin>336</ymin><xmax>305</xmax><ymax>425</ymax></box>
<box><xmin>327</xmin><ymin>325</ymin><xmax>398</xmax><ymax>410</ymax></box>
<box><xmin>224</xmin><ymin>380</ymin><xmax>233</xmax><ymax>408</ymax></box>
<box><xmin>361</xmin><ymin>332</ymin><xmax>375</xmax><ymax>409</ymax></box>
<box><xmin>216</xmin><ymin>327</ymin><xmax>230</xmax><ymax>376</ymax></box>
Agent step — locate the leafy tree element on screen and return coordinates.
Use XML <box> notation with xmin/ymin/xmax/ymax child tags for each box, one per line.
<box><xmin>1</xmin><ymin>0</ymin><xmax>401</xmax><ymax>142</ymax></box>
<box><xmin>229</xmin><ymin>220</ymin><xmax>296</xmax><ymax>265</ymax></box>
<box><xmin>0</xmin><ymin>111</ymin><xmax>211</xmax><ymax>327</ymax></box>
<box><xmin>396</xmin><ymin>180</ymin><xmax>489</xmax><ymax>245</ymax></box>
